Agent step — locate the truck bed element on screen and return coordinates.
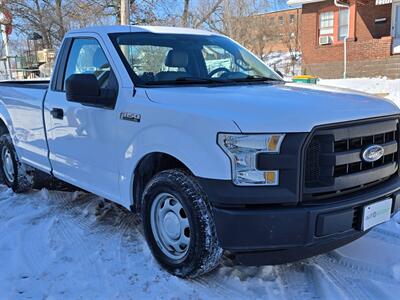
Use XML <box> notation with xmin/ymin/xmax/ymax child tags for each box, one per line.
<box><xmin>0</xmin><ymin>80</ymin><xmax>49</xmax><ymax>90</ymax></box>
<box><xmin>0</xmin><ymin>79</ymin><xmax>51</xmax><ymax>172</ymax></box>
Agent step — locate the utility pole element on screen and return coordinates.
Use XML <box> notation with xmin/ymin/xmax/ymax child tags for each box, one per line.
<box><xmin>1</xmin><ymin>25</ymin><xmax>11</xmax><ymax>79</ymax></box>
<box><xmin>334</xmin><ymin>0</ymin><xmax>350</xmax><ymax>79</ymax></box>
<box><xmin>182</xmin><ymin>0</ymin><xmax>190</xmax><ymax>27</ymax></box>
<box><xmin>121</xmin><ymin>0</ymin><xmax>130</xmax><ymax>25</ymax></box>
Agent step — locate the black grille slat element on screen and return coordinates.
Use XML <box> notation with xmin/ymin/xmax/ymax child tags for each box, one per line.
<box><xmin>332</xmin><ymin>140</ymin><xmax>398</xmax><ymax>167</ymax></box>
<box><xmin>304</xmin><ymin>118</ymin><xmax>399</xmax><ymax>201</ymax></box>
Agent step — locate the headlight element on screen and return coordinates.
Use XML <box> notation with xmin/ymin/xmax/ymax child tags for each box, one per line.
<box><xmin>218</xmin><ymin>133</ymin><xmax>285</xmax><ymax>186</ymax></box>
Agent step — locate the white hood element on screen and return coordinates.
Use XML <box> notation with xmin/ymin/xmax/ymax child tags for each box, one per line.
<box><xmin>145</xmin><ymin>82</ymin><xmax>399</xmax><ymax>133</ymax></box>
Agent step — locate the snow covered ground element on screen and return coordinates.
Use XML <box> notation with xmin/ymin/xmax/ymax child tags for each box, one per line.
<box><xmin>1</xmin><ymin>78</ymin><xmax>400</xmax><ymax>299</ymax></box>
<box><xmin>0</xmin><ymin>186</ymin><xmax>399</xmax><ymax>299</ymax></box>
<box><xmin>319</xmin><ymin>78</ymin><xmax>400</xmax><ymax>106</ymax></box>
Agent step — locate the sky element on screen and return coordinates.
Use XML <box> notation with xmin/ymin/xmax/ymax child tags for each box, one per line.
<box><xmin>268</xmin><ymin>0</ymin><xmax>292</xmax><ymax>11</ymax></box>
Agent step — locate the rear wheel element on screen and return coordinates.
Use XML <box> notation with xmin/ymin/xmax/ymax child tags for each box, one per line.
<box><xmin>142</xmin><ymin>169</ymin><xmax>223</xmax><ymax>278</ymax></box>
<box><xmin>0</xmin><ymin>133</ymin><xmax>34</xmax><ymax>193</ymax></box>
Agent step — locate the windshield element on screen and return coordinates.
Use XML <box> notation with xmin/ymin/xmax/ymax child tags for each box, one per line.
<box><xmin>109</xmin><ymin>32</ymin><xmax>282</xmax><ymax>86</ymax></box>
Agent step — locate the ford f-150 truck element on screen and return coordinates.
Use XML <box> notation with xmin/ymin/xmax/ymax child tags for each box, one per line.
<box><xmin>0</xmin><ymin>25</ymin><xmax>399</xmax><ymax>278</ymax></box>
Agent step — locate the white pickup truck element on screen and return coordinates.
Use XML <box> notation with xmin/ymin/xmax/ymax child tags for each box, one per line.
<box><xmin>0</xmin><ymin>25</ymin><xmax>399</xmax><ymax>278</ymax></box>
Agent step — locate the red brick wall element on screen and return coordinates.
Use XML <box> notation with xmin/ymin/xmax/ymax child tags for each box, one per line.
<box><xmin>356</xmin><ymin>0</ymin><xmax>392</xmax><ymax>40</ymax></box>
<box><xmin>301</xmin><ymin>0</ymin><xmax>393</xmax><ymax>73</ymax></box>
<box><xmin>303</xmin><ymin>36</ymin><xmax>393</xmax><ymax>64</ymax></box>
<box><xmin>250</xmin><ymin>8</ymin><xmax>302</xmax><ymax>53</ymax></box>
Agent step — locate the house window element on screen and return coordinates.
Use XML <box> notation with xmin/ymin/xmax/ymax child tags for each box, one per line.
<box><xmin>338</xmin><ymin>8</ymin><xmax>349</xmax><ymax>40</ymax></box>
<box><xmin>319</xmin><ymin>11</ymin><xmax>334</xmax><ymax>35</ymax></box>
<box><xmin>289</xmin><ymin>14</ymin><xmax>295</xmax><ymax>24</ymax></box>
<box><xmin>269</xmin><ymin>17</ymin><xmax>275</xmax><ymax>25</ymax></box>
<box><xmin>279</xmin><ymin>16</ymin><xmax>284</xmax><ymax>25</ymax></box>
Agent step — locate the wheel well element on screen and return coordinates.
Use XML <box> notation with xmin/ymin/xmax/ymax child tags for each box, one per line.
<box><xmin>0</xmin><ymin>118</ymin><xmax>8</xmax><ymax>135</ymax></box>
<box><xmin>132</xmin><ymin>152</ymin><xmax>191</xmax><ymax>213</ymax></box>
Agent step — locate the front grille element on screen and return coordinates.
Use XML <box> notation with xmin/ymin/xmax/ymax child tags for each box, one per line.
<box><xmin>333</xmin><ymin>130</ymin><xmax>397</xmax><ymax>177</ymax></box>
<box><xmin>303</xmin><ymin>117</ymin><xmax>399</xmax><ymax>201</ymax></box>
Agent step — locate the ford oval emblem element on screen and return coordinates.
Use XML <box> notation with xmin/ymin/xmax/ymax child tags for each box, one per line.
<box><xmin>362</xmin><ymin>145</ymin><xmax>385</xmax><ymax>163</ymax></box>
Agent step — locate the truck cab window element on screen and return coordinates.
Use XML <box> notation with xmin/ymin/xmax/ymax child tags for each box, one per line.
<box><xmin>121</xmin><ymin>45</ymin><xmax>187</xmax><ymax>82</ymax></box>
<box><xmin>111</xmin><ymin>33</ymin><xmax>282</xmax><ymax>86</ymax></box>
<box><xmin>202</xmin><ymin>45</ymin><xmax>236</xmax><ymax>74</ymax></box>
<box><xmin>63</xmin><ymin>39</ymin><xmax>111</xmax><ymax>90</ymax></box>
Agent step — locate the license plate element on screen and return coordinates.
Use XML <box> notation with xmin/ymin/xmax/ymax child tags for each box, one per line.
<box><xmin>362</xmin><ymin>198</ymin><xmax>392</xmax><ymax>231</ymax></box>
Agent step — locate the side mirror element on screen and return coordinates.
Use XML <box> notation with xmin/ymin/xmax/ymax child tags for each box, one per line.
<box><xmin>66</xmin><ymin>74</ymin><xmax>116</xmax><ymax>109</ymax></box>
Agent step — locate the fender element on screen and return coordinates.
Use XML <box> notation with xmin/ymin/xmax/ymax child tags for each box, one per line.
<box><xmin>118</xmin><ymin>124</ymin><xmax>235</xmax><ymax>208</ymax></box>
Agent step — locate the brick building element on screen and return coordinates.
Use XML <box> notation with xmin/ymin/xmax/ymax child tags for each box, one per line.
<box><xmin>288</xmin><ymin>0</ymin><xmax>400</xmax><ymax>78</ymax></box>
<box><xmin>252</xmin><ymin>8</ymin><xmax>302</xmax><ymax>53</ymax></box>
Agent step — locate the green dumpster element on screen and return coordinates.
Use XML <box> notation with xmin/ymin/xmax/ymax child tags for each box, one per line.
<box><xmin>292</xmin><ymin>75</ymin><xmax>318</xmax><ymax>84</ymax></box>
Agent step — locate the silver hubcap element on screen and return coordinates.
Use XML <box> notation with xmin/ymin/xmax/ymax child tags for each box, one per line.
<box><xmin>2</xmin><ymin>147</ymin><xmax>14</xmax><ymax>183</ymax></box>
<box><xmin>150</xmin><ymin>193</ymin><xmax>191</xmax><ymax>260</ymax></box>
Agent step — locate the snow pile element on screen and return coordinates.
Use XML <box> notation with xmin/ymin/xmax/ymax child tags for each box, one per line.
<box><xmin>263</xmin><ymin>51</ymin><xmax>302</xmax><ymax>77</ymax></box>
<box><xmin>319</xmin><ymin>78</ymin><xmax>400</xmax><ymax>105</ymax></box>
<box><xmin>0</xmin><ymin>186</ymin><xmax>399</xmax><ymax>299</ymax></box>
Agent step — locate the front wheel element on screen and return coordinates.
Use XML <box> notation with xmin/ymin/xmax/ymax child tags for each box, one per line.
<box><xmin>142</xmin><ymin>169</ymin><xmax>223</xmax><ymax>278</ymax></box>
<box><xmin>0</xmin><ymin>133</ymin><xmax>34</xmax><ymax>193</ymax></box>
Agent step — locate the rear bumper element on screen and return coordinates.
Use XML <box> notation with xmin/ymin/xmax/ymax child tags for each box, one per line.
<box><xmin>201</xmin><ymin>176</ymin><xmax>400</xmax><ymax>265</ymax></box>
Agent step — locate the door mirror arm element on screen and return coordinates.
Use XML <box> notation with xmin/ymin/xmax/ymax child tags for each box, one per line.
<box><xmin>274</xmin><ymin>69</ymin><xmax>284</xmax><ymax>78</ymax></box>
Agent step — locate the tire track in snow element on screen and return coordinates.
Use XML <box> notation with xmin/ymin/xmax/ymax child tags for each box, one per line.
<box><xmin>95</xmin><ymin>202</ymin><xmax>141</xmax><ymax>293</ymax></box>
<box><xmin>19</xmin><ymin>190</ymin><xmax>122</xmax><ymax>292</ymax></box>
<box><xmin>16</xmin><ymin>213</ymin><xmax>53</xmax><ymax>274</ymax></box>
<box><xmin>193</xmin><ymin>261</ymin><xmax>285</xmax><ymax>299</ymax></box>
<box><xmin>50</xmin><ymin>191</ymin><xmax>100</xmax><ymax>232</ymax></box>
<box><xmin>50</xmin><ymin>192</ymin><xmax>130</xmax><ymax>292</ymax></box>
<box><xmin>181</xmin><ymin>255</ymin><xmax>259</xmax><ymax>298</ymax></box>
<box><xmin>192</xmin><ymin>273</ymin><xmax>245</xmax><ymax>298</ymax></box>
<box><xmin>0</xmin><ymin>190</ymin><xmax>55</xmax><ymax>275</ymax></box>
<box><xmin>321</xmin><ymin>252</ymin><xmax>397</xmax><ymax>283</ymax></box>
<box><xmin>43</xmin><ymin>190</ymin><xmax>166</xmax><ymax>296</ymax></box>
<box><xmin>274</xmin><ymin>262</ymin><xmax>322</xmax><ymax>300</ymax></box>
<box><xmin>369</xmin><ymin>227</ymin><xmax>400</xmax><ymax>247</ymax></box>
<box><xmin>310</xmin><ymin>252</ymin><xmax>399</xmax><ymax>300</ymax></box>
<box><xmin>312</xmin><ymin>258</ymin><xmax>371</xmax><ymax>300</ymax></box>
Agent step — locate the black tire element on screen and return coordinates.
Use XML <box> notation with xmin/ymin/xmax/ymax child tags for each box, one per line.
<box><xmin>0</xmin><ymin>133</ymin><xmax>34</xmax><ymax>193</ymax></box>
<box><xmin>142</xmin><ymin>169</ymin><xmax>223</xmax><ymax>278</ymax></box>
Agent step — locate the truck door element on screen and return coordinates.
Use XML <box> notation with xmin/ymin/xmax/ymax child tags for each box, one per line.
<box><xmin>44</xmin><ymin>37</ymin><xmax>120</xmax><ymax>201</ymax></box>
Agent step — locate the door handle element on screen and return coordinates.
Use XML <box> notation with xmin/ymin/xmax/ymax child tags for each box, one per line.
<box><xmin>50</xmin><ymin>108</ymin><xmax>64</xmax><ymax>120</ymax></box>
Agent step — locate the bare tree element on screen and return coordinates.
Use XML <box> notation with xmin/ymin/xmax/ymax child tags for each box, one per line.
<box><xmin>281</xmin><ymin>14</ymin><xmax>301</xmax><ymax>75</ymax></box>
<box><xmin>7</xmin><ymin>0</ymin><xmax>157</xmax><ymax>48</ymax></box>
<box><xmin>8</xmin><ymin>0</ymin><xmax>77</xmax><ymax>48</ymax></box>
<box><xmin>189</xmin><ymin>0</ymin><xmax>270</xmax><ymax>48</ymax></box>
<box><xmin>192</xmin><ymin>0</ymin><xmax>223</xmax><ymax>28</ymax></box>
<box><xmin>5</xmin><ymin>0</ymin><xmax>282</xmax><ymax>63</ymax></box>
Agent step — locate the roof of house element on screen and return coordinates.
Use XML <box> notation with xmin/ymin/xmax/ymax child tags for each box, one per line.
<box><xmin>287</xmin><ymin>0</ymin><xmax>325</xmax><ymax>5</ymax></box>
<box><xmin>254</xmin><ymin>7</ymin><xmax>302</xmax><ymax>17</ymax></box>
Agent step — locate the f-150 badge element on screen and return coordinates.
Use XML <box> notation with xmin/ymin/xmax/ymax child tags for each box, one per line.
<box><xmin>120</xmin><ymin>112</ymin><xmax>141</xmax><ymax>123</ymax></box>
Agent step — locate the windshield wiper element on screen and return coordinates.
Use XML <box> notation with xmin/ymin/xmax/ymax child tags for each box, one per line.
<box><xmin>230</xmin><ymin>75</ymin><xmax>282</xmax><ymax>83</ymax></box>
<box><xmin>177</xmin><ymin>77</ymin><xmax>229</xmax><ymax>83</ymax></box>
<box><xmin>144</xmin><ymin>77</ymin><xmax>228</xmax><ymax>86</ymax></box>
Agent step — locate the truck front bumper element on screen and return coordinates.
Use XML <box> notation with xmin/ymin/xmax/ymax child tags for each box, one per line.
<box><xmin>199</xmin><ymin>176</ymin><xmax>400</xmax><ymax>266</ymax></box>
